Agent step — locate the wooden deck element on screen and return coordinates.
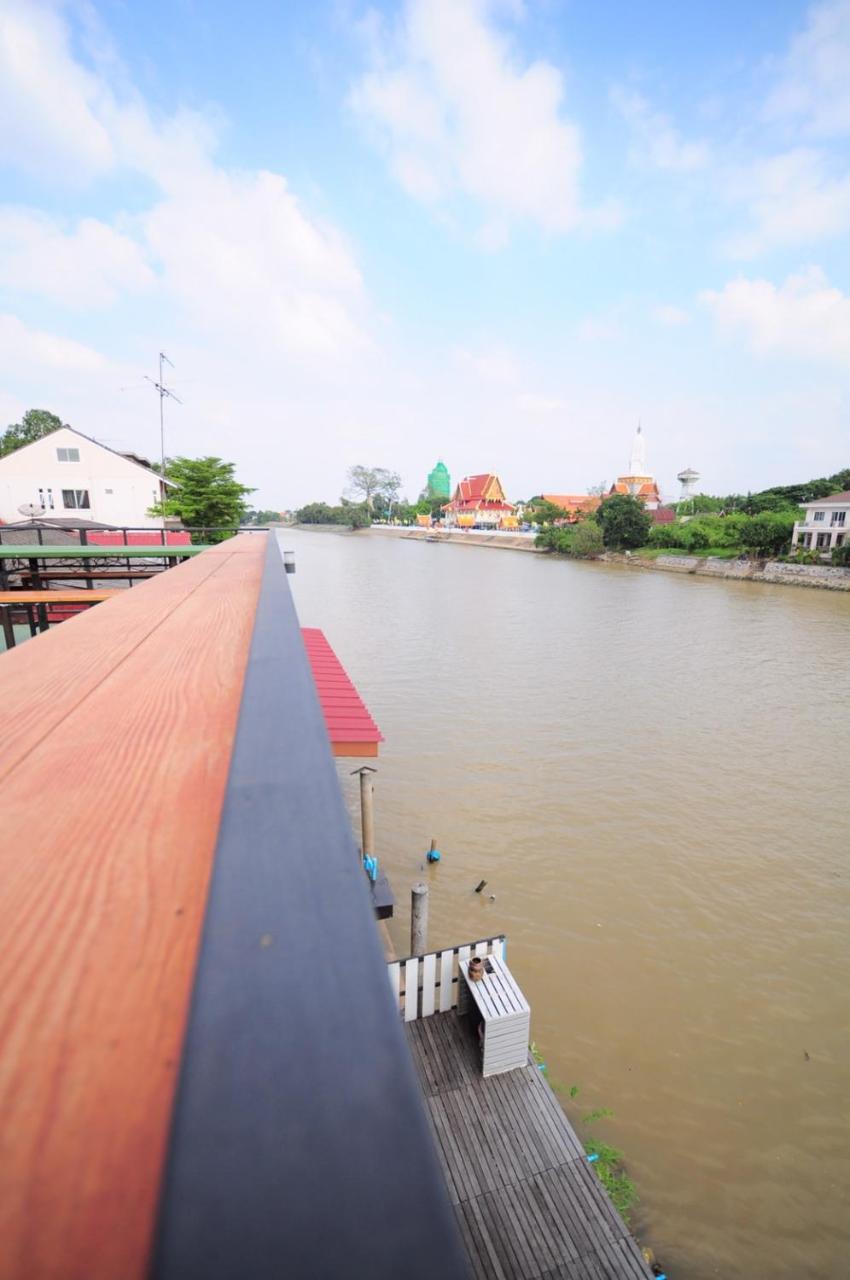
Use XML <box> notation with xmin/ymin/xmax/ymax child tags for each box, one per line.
<box><xmin>405</xmin><ymin>1012</ymin><xmax>654</xmax><ymax>1280</ymax></box>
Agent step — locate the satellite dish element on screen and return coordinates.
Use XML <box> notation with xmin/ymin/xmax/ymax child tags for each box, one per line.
<box><xmin>18</xmin><ymin>503</ymin><xmax>45</xmax><ymax>517</ymax></box>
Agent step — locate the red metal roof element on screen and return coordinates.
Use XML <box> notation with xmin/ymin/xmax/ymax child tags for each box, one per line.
<box><xmin>301</xmin><ymin>628</ymin><xmax>382</xmax><ymax>758</ymax></box>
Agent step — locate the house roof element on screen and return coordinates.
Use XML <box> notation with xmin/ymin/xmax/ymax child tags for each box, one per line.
<box><xmin>541</xmin><ymin>494</ymin><xmax>601</xmax><ymax>511</ymax></box>
<box><xmin>807</xmin><ymin>490</ymin><xmax>850</xmax><ymax>505</ymax></box>
<box><xmin>610</xmin><ymin>479</ymin><xmax>660</xmax><ymax>497</ymax></box>
<box><xmin>0</xmin><ymin>425</ymin><xmax>177</xmax><ymax>487</ymax></box>
<box><xmin>456</xmin><ymin>474</ymin><xmax>493</xmax><ymax>501</ymax></box>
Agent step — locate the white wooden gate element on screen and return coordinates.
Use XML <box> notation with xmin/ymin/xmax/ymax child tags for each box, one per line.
<box><xmin>387</xmin><ymin>935</ymin><xmax>506</xmax><ymax>1023</ymax></box>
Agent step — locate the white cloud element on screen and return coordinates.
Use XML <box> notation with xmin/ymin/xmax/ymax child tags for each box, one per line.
<box><xmin>0</xmin><ymin>0</ymin><xmax>215</xmax><ymax>186</ymax></box>
<box><xmin>453</xmin><ymin>344</ymin><xmax>521</xmax><ymax>384</ymax></box>
<box><xmin>724</xmin><ymin>149</ymin><xmax>850</xmax><ymax>257</ymax></box>
<box><xmin>0</xmin><ymin>2</ymin><xmax>370</xmax><ymax>361</ymax></box>
<box><xmin>651</xmin><ymin>304</ymin><xmax>689</xmax><ymax>326</ymax></box>
<box><xmin>765</xmin><ymin>0</ymin><xmax>850</xmax><ymax>136</ymax></box>
<box><xmin>0</xmin><ymin>2</ymin><xmax>114</xmax><ymax>181</ymax></box>
<box><xmin>144</xmin><ymin>169</ymin><xmax>367</xmax><ymax>357</ymax></box>
<box><xmin>700</xmin><ymin>266</ymin><xmax>850</xmax><ymax>363</ymax></box>
<box><xmin>0</xmin><ymin>314</ymin><xmax>107</xmax><ymax>373</ymax></box>
<box><xmin>611</xmin><ymin>87</ymin><xmax>709</xmax><ymax>172</ymax></box>
<box><xmin>577</xmin><ymin>306</ymin><xmax>625</xmax><ymax>342</ymax></box>
<box><xmin>0</xmin><ymin>209</ymin><xmax>154</xmax><ymax>307</ymax></box>
<box><xmin>515</xmin><ymin>392</ymin><xmax>566</xmax><ymax>413</ymax></box>
<box><xmin>349</xmin><ymin>0</ymin><xmax>588</xmax><ymax>239</ymax></box>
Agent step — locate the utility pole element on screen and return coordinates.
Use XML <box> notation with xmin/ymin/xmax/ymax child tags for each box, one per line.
<box><xmin>145</xmin><ymin>352</ymin><xmax>182</xmax><ymax>524</ymax></box>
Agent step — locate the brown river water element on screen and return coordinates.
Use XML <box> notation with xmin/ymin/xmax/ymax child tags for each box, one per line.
<box><xmin>284</xmin><ymin>527</ymin><xmax>850</xmax><ymax>1280</ymax></box>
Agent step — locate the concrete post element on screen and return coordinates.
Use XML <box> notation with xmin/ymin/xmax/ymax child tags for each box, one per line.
<box><xmin>350</xmin><ymin>766</ymin><xmax>377</xmax><ymax>862</ymax></box>
<box><xmin>411</xmin><ymin>882</ymin><xmax>429</xmax><ymax>956</ymax></box>
<box><xmin>359</xmin><ymin>771</ymin><xmax>374</xmax><ymax>859</ymax></box>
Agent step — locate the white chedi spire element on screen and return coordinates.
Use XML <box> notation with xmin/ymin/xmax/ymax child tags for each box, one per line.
<box><xmin>628</xmin><ymin>423</ymin><xmax>647</xmax><ymax>476</ymax></box>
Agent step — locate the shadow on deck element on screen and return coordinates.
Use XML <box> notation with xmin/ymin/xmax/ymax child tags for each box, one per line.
<box><xmin>405</xmin><ymin>1012</ymin><xmax>653</xmax><ymax>1280</ymax></box>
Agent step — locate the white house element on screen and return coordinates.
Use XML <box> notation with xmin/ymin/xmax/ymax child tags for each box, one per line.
<box><xmin>792</xmin><ymin>491</ymin><xmax>850</xmax><ymax>555</ymax></box>
<box><xmin>0</xmin><ymin>426</ymin><xmax>172</xmax><ymax>529</ymax></box>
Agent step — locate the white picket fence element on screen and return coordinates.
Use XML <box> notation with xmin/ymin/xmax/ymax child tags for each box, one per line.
<box><xmin>387</xmin><ymin>935</ymin><xmax>506</xmax><ymax>1023</ymax></box>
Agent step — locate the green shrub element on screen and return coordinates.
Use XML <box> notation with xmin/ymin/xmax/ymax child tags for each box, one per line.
<box><xmin>646</xmin><ymin>523</ymin><xmax>680</xmax><ymax>549</ymax></box>
<box><xmin>832</xmin><ymin>541</ymin><xmax>850</xmax><ymax>566</ymax></box>
<box><xmin>678</xmin><ymin>522</ymin><xmax>711</xmax><ymax>551</ymax></box>
<box><xmin>535</xmin><ymin>526</ymin><xmax>574</xmax><ymax>553</ymax></box>
<box><xmin>571</xmin><ymin>521</ymin><xmax>604</xmax><ymax>557</ymax></box>
<box><xmin>739</xmin><ymin>512</ymin><xmax>796</xmax><ymax>558</ymax></box>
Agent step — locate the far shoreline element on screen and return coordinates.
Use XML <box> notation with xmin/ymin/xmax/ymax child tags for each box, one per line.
<box><xmin>364</xmin><ymin>524</ymin><xmax>850</xmax><ymax>592</ymax></box>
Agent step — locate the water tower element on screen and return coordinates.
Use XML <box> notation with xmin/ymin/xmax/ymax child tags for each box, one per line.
<box><xmin>677</xmin><ymin>468</ymin><xmax>700</xmax><ymax>502</ymax></box>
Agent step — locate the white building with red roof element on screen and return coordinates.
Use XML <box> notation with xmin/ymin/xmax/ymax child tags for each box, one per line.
<box><xmin>792</xmin><ymin>492</ymin><xmax>850</xmax><ymax>555</ymax></box>
<box><xmin>442</xmin><ymin>474</ymin><xmax>516</xmax><ymax>527</ymax></box>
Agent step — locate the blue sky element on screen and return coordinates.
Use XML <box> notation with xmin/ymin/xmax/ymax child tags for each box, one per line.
<box><xmin>0</xmin><ymin>0</ymin><xmax>848</xmax><ymax>506</ymax></box>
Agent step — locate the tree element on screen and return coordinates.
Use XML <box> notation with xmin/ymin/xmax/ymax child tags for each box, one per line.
<box><xmin>346</xmin><ymin>465</ymin><xmax>401</xmax><ymax>508</ymax></box>
<box><xmin>241</xmin><ymin>508</ymin><xmax>281</xmax><ymax>525</ymax></box>
<box><xmin>149</xmin><ymin>457</ymin><xmax>254</xmax><ymax>540</ymax></box>
<box><xmin>587</xmin><ymin>481</ymin><xmax>608</xmax><ymax>497</ymax></box>
<box><xmin>0</xmin><ymin>408</ymin><xmax>67</xmax><ymax>457</ymax></box>
<box><xmin>595</xmin><ymin>494</ymin><xmax>652</xmax><ymax>549</ymax></box>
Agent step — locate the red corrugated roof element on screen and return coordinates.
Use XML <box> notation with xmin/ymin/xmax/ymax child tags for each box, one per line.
<box><xmin>301</xmin><ymin>628</ymin><xmax>382</xmax><ymax>758</ymax></box>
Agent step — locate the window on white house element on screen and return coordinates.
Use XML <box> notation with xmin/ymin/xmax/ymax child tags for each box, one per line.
<box><xmin>836</xmin><ymin>533</ymin><xmax>845</xmax><ymax>547</ymax></box>
<box><xmin>56</xmin><ymin>447</ymin><xmax>80</xmax><ymax>462</ymax></box>
<box><xmin>799</xmin><ymin>532</ymin><xmax>811</xmax><ymax>548</ymax></box>
<box><xmin>831</xmin><ymin>511</ymin><xmax>846</xmax><ymax>526</ymax></box>
<box><xmin>813</xmin><ymin>510</ymin><xmax>825</xmax><ymax>521</ymax></box>
<box><xmin>37</xmin><ymin>487</ymin><xmax>55</xmax><ymax>511</ymax></box>
<box><xmin>816</xmin><ymin>532</ymin><xmax>831</xmax><ymax>549</ymax></box>
<box><xmin>62</xmin><ymin>489</ymin><xmax>90</xmax><ymax>510</ymax></box>
<box><xmin>105</xmin><ymin>488</ymin><xmax>113</xmax><ymax>494</ymax></box>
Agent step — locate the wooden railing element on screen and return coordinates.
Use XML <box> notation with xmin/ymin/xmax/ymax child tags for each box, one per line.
<box><xmin>1</xmin><ymin>534</ymin><xmax>468</xmax><ymax>1280</ymax></box>
<box><xmin>388</xmin><ymin>936</ymin><xmax>506</xmax><ymax>1023</ymax></box>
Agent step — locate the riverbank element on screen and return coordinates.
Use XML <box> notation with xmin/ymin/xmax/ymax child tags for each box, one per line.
<box><xmin>367</xmin><ymin>525</ymin><xmax>850</xmax><ymax>591</ymax></box>
<box><xmin>369</xmin><ymin>525</ymin><xmax>538</xmax><ymax>552</ymax></box>
<box><xmin>622</xmin><ymin>552</ymin><xmax>850</xmax><ymax>591</ymax></box>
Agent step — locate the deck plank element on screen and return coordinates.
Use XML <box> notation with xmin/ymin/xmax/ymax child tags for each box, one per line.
<box><xmin>405</xmin><ymin>1012</ymin><xmax>654</xmax><ymax>1280</ymax></box>
<box><xmin>0</xmin><ymin>535</ymin><xmax>265</xmax><ymax>1280</ymax></box>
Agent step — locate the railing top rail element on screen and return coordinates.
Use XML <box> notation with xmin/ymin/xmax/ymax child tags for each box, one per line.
<box><xmin>390</xmin><ymin>934</ymin><xmax>507</xmax><ymax>968</ymax></box>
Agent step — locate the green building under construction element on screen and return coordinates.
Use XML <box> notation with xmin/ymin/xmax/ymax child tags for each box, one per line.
<box><xmin>426</xmin><ymin>460</ymin><xmax>451</xmax><ymax>501</ymax></box>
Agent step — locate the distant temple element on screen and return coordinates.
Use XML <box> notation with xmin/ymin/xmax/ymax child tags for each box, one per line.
<box><xmin>443</xmin><ymin>474</ymin><xmax>516</xmax><ymax>528</ymax></box>
<box><xmin>609</xmin><ymin>425</ymin><xmax>661</xmax><ymax>509</ymax></box>
<box><xmin>426</xmin><ymin>460</ymin><xmax>451</xmax><ymax>501</ymax></box>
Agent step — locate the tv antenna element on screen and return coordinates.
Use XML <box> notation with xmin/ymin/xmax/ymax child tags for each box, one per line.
<box><xmin>145</xmin><ymin>351</ymin><xmax>182</xmax><ymax>489</ymax></box>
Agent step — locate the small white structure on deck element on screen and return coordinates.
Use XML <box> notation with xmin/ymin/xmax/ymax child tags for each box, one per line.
<box><xmin>458</xmin><ymin>953</ymin><xmax>531</xmax><ymax>1077</ymax></box>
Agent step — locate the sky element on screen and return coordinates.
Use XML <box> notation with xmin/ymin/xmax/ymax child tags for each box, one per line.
<box><xmin>0</xmin><ymin>0</ymin><xmax>848</xmax><ymax>508</ymax></box>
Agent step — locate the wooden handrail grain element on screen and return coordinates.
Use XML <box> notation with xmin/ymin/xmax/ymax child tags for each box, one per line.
<box><xmin>0</xmin><ymin>534</ymin><xmax>266</xmax><ymax>1280</ymax></box>
<box><xmin>0</xmin><ymin>591</ymin><xmax>119</xmax><ymax>603</ymax></box>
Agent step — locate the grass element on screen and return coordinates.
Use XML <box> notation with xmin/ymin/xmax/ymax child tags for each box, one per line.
<box><xmin>529</xmin><ymin>1047</ymin><xmax>639</xmax><ymax>1225</ymax></box>
<box><xmin>633</xmin><ymin>544</ymin><xmax>743</xmax><ymax>560</ymax></box>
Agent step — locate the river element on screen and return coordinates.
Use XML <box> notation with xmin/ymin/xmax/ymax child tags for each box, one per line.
<box><xmin>284</xmin><ymin>526</ymin><xmax>850</xmax><ymax>1280</ymax></box>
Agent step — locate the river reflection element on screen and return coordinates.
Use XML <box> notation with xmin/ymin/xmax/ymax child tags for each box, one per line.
<box><xmin>284</xmin><ymin>527</ymin><xmax>850</xmax><ymax>1280</ymax></box>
